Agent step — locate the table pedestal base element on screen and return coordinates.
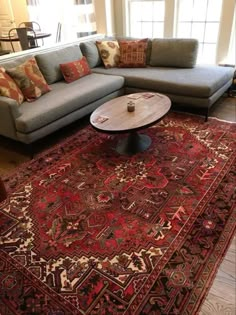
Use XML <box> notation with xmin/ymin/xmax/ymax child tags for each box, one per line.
<box><xmin>0</xmin><ymin>178</ymin><xmax>7</xmax><ymax>202</ymax></box>
<box><xmin>116</xmin><ymin>131</ymin><xmax>151</xmax><ymax>155</ymax></box>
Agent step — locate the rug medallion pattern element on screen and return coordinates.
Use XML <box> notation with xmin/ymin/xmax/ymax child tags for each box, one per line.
<box><xmin>0</xmin><ymin>112</ymin><xmax>235</xmax><ymax>314</ymax></box>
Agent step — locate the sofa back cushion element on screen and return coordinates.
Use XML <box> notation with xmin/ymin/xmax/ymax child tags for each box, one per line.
<box><xmin>35</xmin><ymin>45</ymin><xmax>83</xmax><ymax>84</ymax></box>
<box><xmin>0</xmin><ymin>55</ymin><xmax>34</xmax><ymax>70</ymax></box>
<box><xmin>80</xmin><ymin>41</ymin><xmax>102</xmax><ymax>68</ymax></box>
<box><xmin>150</xmin><ymin>38</ymin><xmax>198</xmax><ymax>68</ymax></box>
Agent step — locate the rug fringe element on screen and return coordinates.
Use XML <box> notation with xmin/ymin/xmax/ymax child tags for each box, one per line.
<box><xmin>209</xmin><ymin>116</ymin><xmax>236</xmax><ymax>123</ymax></box>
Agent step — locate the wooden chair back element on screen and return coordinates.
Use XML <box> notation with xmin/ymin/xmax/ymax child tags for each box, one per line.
<box><xmin>8</xmin><ymin>27</ymin><xmax>39</xmax><ymax>52</ymax></box>
<box><xmin>18</xmin><ymin>21</ymin><xmax>41</xmax><ymax>32</ymax></box>
<box><xmin>18</xmin><ymin>21</ymin><xmax>44</xmax><ymax>45</ymax></box>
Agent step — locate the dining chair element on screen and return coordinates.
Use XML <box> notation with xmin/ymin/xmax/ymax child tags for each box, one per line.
<box><xmin>56</xmin><ymin>22</ymin><xmax>62</xmax><ymax>43</ymax></box>
<box><xmin>18</xmin><ymin>21</ymin><xmax>41</xmax><ymax>31</ymax></box>
<box><xmin>8</xmin><ymin>27</ymin><xmax>39</xmax><ymax>52</ymax></box>
<box><xmin>18</xmin><ymin>21</ymin><xmax>44</xmax><ymax>45</ymax></box>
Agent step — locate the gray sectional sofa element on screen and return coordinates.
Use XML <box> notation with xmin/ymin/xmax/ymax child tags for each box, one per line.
<box><xmin>0</xmin><ymin>44</ymin><xmax>124</xmax><ymax>144</ymax></box>
<box><xmin>0</xmin><ymin>37</ymin><xmax>234</xmax><ymax>144</ymax></box>
<box><xmin>82</xmin><ymin>38</ymin><xmax>234</xmax><ymax>118</ymax></box>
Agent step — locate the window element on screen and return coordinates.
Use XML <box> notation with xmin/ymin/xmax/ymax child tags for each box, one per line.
<box><xmin>176</xmin><ymin>0</ymin><xmax>223</xmax><ymax>64</ymax></box>
<box><xmin>125</xmin><ymin>0</ymin><xmax>234</xmax><ymax>65</ymax></box>
<box><xmin>126</xmin><ymin>0</ymin><xmax>223</xmax><ymax>64</ymax></box>
<box><xmin>127</xmin><ymin>0</ymin><xmax>165</xmax><ymax>38</ymax></box>
<box><xmin>26</xmin><ymin>0</ymin><xmax>97</xmax><ymax>44</ymax></box>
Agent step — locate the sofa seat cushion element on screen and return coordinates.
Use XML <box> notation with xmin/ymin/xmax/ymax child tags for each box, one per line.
<box><xmin>15</xmin><ymin>73</ymin><xmax>124</xmax><ymax>133</ymax></box>
<box><xmin>92</xmin><ymin>65</ymin><xmax>234</xmax><ymax>98</ymax></box>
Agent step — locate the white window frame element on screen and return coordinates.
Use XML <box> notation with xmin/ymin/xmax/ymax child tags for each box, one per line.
<box><xmin>125</xmin><ymin>0</ymin><xmax>175</xmax><ymax>38</ymax></box>
<box><xmin>175</xmin><ymin>0</ymin><xmax>223</xmax><ymax>64</ymax></box>
<box><xmin>124</xmin><ymin>0</ymin><xmax>235</xmax><ymax>65</ymax></box>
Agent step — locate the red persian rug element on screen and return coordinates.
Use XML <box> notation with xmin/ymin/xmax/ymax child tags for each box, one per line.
<box><xmin>0</xmin><ymin>112</ymin><xmax>235</xmax><ymax>314</ymax></box>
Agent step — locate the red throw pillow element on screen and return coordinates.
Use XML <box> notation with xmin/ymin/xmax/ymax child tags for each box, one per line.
<box><xmin>60</xmin><ymin>57</ymin><xmax>92</xmax><ymax>83</ymax></box>
<box><xmin>6</xmin><ymin>57</ymin><xmax>51</xmax><ymax>102</ymax></box>
<box><xmin>118</xmin><ymin>39</ymin><xmax>148</xmax><ymax>68</ymax></box>
<box><xmin>0</xmin><ymin>67</ymin><xmax>24</xmax><ymax>104</ymax></box>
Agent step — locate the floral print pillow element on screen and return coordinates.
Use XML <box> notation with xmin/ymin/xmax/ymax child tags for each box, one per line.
<box><xmin>96</xmin><ymin>41</ymin><xmax>120</xmax><ymax>68</ymax></box>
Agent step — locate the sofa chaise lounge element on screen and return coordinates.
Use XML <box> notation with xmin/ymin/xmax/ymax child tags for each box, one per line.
<box><xmin>0</xmin><ymin>37</ymin><xmax>234</xmax><ymax>144</ymax></box>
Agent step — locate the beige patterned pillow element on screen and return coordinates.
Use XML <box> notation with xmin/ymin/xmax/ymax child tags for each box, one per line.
<box><xmin>96</xmin><ymin>40</ymin><xmax>120</xmax><ymax>68</ymax></box>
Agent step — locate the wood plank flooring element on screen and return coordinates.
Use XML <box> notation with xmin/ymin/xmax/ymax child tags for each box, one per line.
<box><xmin>0</xmin><ymin>94</ymin><xmax>235</xmax><ymax>314</ymax></box>
<box><xmin>199</xmin><ymin>236</ymin><xmax>236</xmax><ymax>315</ymax></box>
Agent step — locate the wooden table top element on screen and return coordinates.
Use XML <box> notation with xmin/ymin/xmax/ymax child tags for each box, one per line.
<box><xmin>0</xmin><ymin>32</ymin><xmax>51</xmax><ymax>42</ymax></box>
<box><xmin>90</xmin><ymin>92</ymin><xmax>171</xmax><ymax>133</ymax></box>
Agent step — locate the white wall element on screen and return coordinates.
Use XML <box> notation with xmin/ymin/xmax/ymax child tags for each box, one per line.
<box><xmin>11</xmin><ymin>0</ymin><xmax>29</xmax><ymax>26</ymax></box>
<box><xmin>94</xmin><ymin>0</ymin><xmax>115</xmax><ymax>36</ymax></box>
<box><xmin>216</xmin><ymin>0</ymin><xmax>235</xmax><ymax>64</ymax></box>
<box><xmin>113</xmin><ymin>0</ymin><xmax>126</xmax><ymax>36</ymax></box>
<box><xmin>94</xmin><ymin>0</ymin><xmax>107</xmax><ymax>34</ymax></box>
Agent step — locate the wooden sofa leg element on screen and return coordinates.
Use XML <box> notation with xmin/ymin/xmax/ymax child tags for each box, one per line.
<box><xmin>22</xmin><ymin>143</ymin><xmax>35</xmax><ymax>160</ymax></box>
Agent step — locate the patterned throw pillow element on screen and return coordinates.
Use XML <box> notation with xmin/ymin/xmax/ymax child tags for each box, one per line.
<box><xmin>60</xmin><ymin>56</ymin><xmax>92</xmax><ymax>83</ymax></box>
<box><xmin>0</xmin><ymin>67</ymin><xmax>24</xmax><ymax>104</ymax></box>
<box><xmin>118</xmin><ymin>39</ymin><xmax>148</xmax><ymax>68</ymax></box>
<box><xmin>96</xmin><ymin>40</ymin><xmax>120</xmax><ymax>68</ymax></box>
<box><xmin>6</xmin><ymin>57</ymin><xmax>51</xmax><ymax>102</ymax></box>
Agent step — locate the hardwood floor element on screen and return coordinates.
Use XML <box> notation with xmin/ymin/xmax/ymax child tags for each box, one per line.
<box><xmin>199</xmin><ymin>236</ymin><xmax>236</xmax><ymax>315</ymax></box>
<box><xmin>0</xmin><ymin>94</ymin><xmax>235</xmax><ymax>314</ymax></box>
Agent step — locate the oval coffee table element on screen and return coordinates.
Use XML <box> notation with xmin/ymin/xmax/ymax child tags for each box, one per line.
<box><xmin>90</xmin><ymin>92</ymin><xmax>171</xmax><ymax>155</ymax></box>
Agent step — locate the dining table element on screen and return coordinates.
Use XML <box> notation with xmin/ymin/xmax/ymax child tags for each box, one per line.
<box><xmin>0</xmin><ymin>31</ymin><xmax>51</xmax><ymax>51</ymax></box>
<box><xmin>0</xmin><ymin>32</ymin><xmax>51</xmax><ymax>42</ymax></box>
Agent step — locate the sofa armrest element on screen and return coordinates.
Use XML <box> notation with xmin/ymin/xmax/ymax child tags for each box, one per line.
<box><xmin>0</xmin><ymin>96</ymin><xmax>22</xmax><ymax>141</ymax></box>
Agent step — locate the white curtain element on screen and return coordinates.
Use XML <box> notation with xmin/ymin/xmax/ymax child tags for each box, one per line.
<box><xmin>26</xmin><ymin>0</ymin><xmax>97</xmax><ymax>44</ymax></box>
<box><xmin>227</xmin><ymin>8</ymin><xmax>235</xmax><ymax>65</ymax></box>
